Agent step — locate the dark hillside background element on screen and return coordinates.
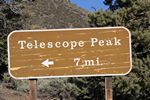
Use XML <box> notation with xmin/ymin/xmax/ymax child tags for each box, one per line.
<box><xmin>21</xmin><ymin>0</ymin><xmax>89</xmax><ymax>29</ymax></box>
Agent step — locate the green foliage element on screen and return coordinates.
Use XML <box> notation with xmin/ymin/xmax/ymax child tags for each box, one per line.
<box><xmin>104</xmin><ymin>0</ymin><xmax>133</xmax><ymax>10</ymax></box>
<box><xmin>2</xmin><ymin>74</ymin><xmax>80</xmax><ymax>99</ymax></box>
<box><xmin>83</xmin><ymin>0</ymin><xmax>150</xmax><ymax>100</ymax></box>
<box><xmin>0</xmin><ymin>2</ymin><xmax>24</xmax><ymax>79</ymax></box>
<box><xmin>113</xmin><ymin>56</ymin><xmax>150</xmax><ymax>100</ymax></box>
<box><xmin>132</xmin><ymin>30</ymin><xmax>150</xmax><ymax>58</ymax></box>
<box><xmin>2</xmin><ymin>73</ymin><xmax>29</xmax><ymax>92</ymax></box>
<box><xmin>38</xmin><ymin>78</ymin><xmax>79</xmax><ymax>99</ymax></box>
<box><xmin>68</xmin><ymin>77</ymin><xmax>105</xmax><ymax>100</ymax></box>
<box><xmin>89</xmin><ymin>0</ymin><xmax>150</xmax><ymax>31</ymax></box>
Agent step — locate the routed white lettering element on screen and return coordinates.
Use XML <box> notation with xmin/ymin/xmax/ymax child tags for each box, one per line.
<box><xmin>63</xmin><ymin>41</ymin><xmax>69</xmax><ymax>48</ymax></box>
<box><xmin>48</xmin><ymin>42</ymin><xmax>53</xmax><ymax>48</ymax></box>
<box><xmin>27</xmin><ymin>42</ymin><xmax>33</xmax><ymax>49</ymax></box>
<box><xmin>91</xmin><ymin>38</ymin><xmax>98</xmax><ymax>46</ymax></box>
<box><xmin>70</xmin><ymin>41</ymin><xmax>77</xmax><ymax>50</ymax></box>
<box><xmin>34</xmin><ymin>40</ymin><xmax>38</xmax><ymax>48</ymax></box>
<box><xmin>114</xmin><ymin>37</ymin><xmax>121</xmax><ymax>45</ymax></box>
<box><xmin>78</xmin><ymin>41</ymin><xmax>84</xmax><ymax>47</ymax></box>
<box><xmin>40</xmin><ymin>42</ymin><xmax>45</xmax><ymax>48</ymax></box>
<box><xmin>18</xmin><ymin>40</ymin><xmax>26</xmax><ymax>49</ymax></box>
<box><xmin>17</xmin><ymin>37</ymin><xmax>121</xmax><ymax>50</ymax></box>
<box><xmin>106</xmin><ymin>40</ymin><xmax>113</xmax><ymax>46</ymax></box>
<box><xmin>99</xmin><ymin>40</ymin><xmax>104</xmax><ymax>46</ymax></box>
<box><xmin>74</xmin><ymin>58</ymin><xmax>80</xmax><ymax>66</ymax></box>
<box><xmin>55</xmin><ymin>42</ymin><xmax>61</xmax><ymax>48</ymax></box>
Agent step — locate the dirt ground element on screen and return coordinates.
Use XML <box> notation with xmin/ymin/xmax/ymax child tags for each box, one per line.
<box><xmin>0</xmin><ymin>85</ymin><xmax>28</xmax><ymax>100</ymax></box>
<box><xmin>0</xmin><ymin>86</ymin><xmax>61</xmax><ymax>100</ymax></box>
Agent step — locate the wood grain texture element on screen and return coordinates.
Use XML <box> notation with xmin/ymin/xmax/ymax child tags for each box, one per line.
<box><xmin>8</xmin><ymin>27</ymin><xmax>132</xmax><ymax>79</ymax></box>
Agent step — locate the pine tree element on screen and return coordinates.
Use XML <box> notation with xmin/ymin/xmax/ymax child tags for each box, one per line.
<box><xmin>0</xmin><ymin>1</ymin><xmax>23</xmax><ymax>79</ymax></box>
<box><xmin>73</xmin><ymin>0</ymin><xmax>150</xmax><ymax>99</ymax></box>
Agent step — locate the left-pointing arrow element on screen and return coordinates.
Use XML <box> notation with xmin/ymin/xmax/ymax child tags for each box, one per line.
<box><xmin>42</xmin><ymin>59</ymin><xmax>54</xmax><ymax>67</ymax></box>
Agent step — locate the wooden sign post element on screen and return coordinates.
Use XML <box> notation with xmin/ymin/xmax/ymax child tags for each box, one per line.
<box><xmin>105</xmin><ymin>77</ymin><xmax>113</xmax><ymax>100</ymax></box>
<box><xmin>29</xmin><ymin>79</ymin><xmax>37</xmax><ymax>100</ymax></box>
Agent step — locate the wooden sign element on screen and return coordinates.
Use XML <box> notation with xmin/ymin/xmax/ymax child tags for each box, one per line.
<box><xmin>7</xmin><ymin>27</ymin><xmax>132</xmax><ymax>79</ymax></box>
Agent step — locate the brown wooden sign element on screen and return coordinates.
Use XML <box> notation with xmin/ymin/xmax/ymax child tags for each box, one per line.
<box><xmin>7</xmin><ymin>27</ymin><xmax>132</xmax><ymax>79</ymax></box>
